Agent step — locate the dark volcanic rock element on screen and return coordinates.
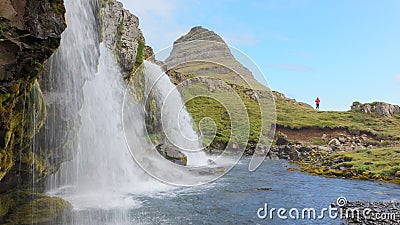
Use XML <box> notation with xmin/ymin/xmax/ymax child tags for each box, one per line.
<box><xmin>0</xmin><ymin>0</ymin><xmax>66</xmax><ymax>220</ymax></box>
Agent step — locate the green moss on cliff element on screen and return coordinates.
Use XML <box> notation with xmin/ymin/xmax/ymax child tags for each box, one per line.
<box><xmin>0</xmin><ymin>1</ymin><xmax>66</xmax><ymax>221</ymax></box>
<box><xmin>0</xmin><ymin>94</ymin><xmax>11</xmax><ymax>109</ymax></box>
<box><xmin>128</xmin><ymin>39</ymin><xmax>146</xmax><ymax>102</ymax></box>
<box><xmin>0</xmin><ymin>194</ymin><xmax>13</xmax><ymax>218</ymax></box>
<box><xmin>49</xmin><ymin>0</ymin><xmax>66</xmax><ymax>16</ymax></box>
<box><xmin>129</xmin><ymin>66</ymin><xmax>145</xmax><ymax>103</ymax></box>
<box><xmin>115</xmin><ymin>20</ymin><xmax>124</xmax><ymax>59</ymax></box>
<box><xmin>135</xmin><ymin>40</ymin><xmax>145</xmax><ymax>68</ymax></box>
<box><xmin>0</xmin><ymin>80</ymin><xmax>47</xmax><ymax>181</ymax></box>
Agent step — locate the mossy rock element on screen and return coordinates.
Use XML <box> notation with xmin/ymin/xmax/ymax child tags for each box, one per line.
<box><xmin>0</xmin><ymin>194</ymin><xmax>14</xmax><ymax>218</ymax></box>
<box><xmin>5</xmin><ymin>195</ymin><xmax>71</xmax><ymax>225</ymax></box>
<box><xmin>49</xmin><ymin>0</ymin><xmax>66</xmax><ymax>16</ymax></box>
<box><xmin>392</xmin><ymin>178</ymin><xmax>400</xmax><ymax>185</ymax></box>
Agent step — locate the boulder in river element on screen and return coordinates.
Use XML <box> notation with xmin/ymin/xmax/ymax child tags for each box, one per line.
<box><xmin>156</xmin><ymin>144</ymin><xmax>188</xmax><ymax>166</ymax></box>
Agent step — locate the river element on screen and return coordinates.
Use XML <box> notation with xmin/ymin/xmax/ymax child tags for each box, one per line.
<box><xmin>50</xmin><ymin>158</ymin><xmax>399</xmax><ymax>225</ymax></box>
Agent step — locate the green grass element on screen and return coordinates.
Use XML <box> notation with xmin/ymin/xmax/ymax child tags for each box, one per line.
<box><xmin>275</xmin><ymin>95</ymin><xmax>400</xmax><ymax>140</ymax></box>
<box><xmin>180</xmin><ymin>72</ymin><xmax>274</xmax><ymax>150</ymax></box>
<box><xmin>310</xmin><ymin>137</ymin><xmax>328</xmax><ymax>146</ymax></box>
<box><xmin>330</xmin><ymin>147</ymin><xmax>400</xmax><ymax>177</ymax></box>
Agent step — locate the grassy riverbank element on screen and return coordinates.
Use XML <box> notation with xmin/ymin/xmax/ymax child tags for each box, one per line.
<box><xmin>297</xmin><ymin>146</ymin><xmax>400</xmax><ymax>184</ymax></box>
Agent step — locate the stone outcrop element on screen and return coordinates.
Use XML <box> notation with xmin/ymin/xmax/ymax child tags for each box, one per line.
<box><xmin>351</xmin><ymin>101</ymin><xmax>400</xmax><ymax>117</ymax></box>
<box><xmin>267</xmin><ymin>144</ymin><xmax>331</xmax><ymax>161</ymax></box>
<box><xmin>0</xmin><ymin>0</ymin><xmax>66</xmax><ymax>184</ymax></box>
<box><xmin>101</xmin><ymin>0</ymin><xmax>144</xmax><ymax>76</ymax></box>
<box><xmin>273</xmin><ymin>91</ymin><xmax>314</xmax><ymax>109</ymax></box>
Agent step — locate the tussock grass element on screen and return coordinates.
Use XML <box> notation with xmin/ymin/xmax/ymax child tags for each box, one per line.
<box><xmin>330</xmin><ymin>147</ymin><xmax>400</xmax><ymax>177</ymax></box>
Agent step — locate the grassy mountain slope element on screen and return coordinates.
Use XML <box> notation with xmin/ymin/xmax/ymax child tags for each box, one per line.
<box><xmin>164</xmin><ymin>26</ymin><xmax>400</xmax><ymax>153</ymax></box>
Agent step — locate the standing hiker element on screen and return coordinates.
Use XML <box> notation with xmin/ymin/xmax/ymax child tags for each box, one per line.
<box><xmin>315</xmin><ymin>97</ymin><xmax>320</xmax><ymax>109</ymax></box>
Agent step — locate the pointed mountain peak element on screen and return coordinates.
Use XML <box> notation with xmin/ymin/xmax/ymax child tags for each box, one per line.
<box><xmin>166</xmin><ymin>26</ymin><xmax>254</xmax><ymax>79</ymax></box>
<box><xmin>174</xmin><ymin>26</ymin><xmax>225</xmax><ymax>44</ymax></box>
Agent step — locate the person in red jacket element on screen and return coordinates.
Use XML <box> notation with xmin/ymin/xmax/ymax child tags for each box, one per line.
<box><xmin>315</xmin><ymin>97</ymin><xmax>320</xmax><ymax>109</ymax></box>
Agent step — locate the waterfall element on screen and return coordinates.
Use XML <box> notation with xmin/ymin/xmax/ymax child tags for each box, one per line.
<box><xmin>42</xmin><ymin>0</ymin><xmax>217</xmax><ymax>223</ymax></box>
<box><xmin>47</xmin><ymin>44</ymin><xmax>171</xmax><ymax>210</ymax></box>
<box><xmin>142</xmin><ymin>61</ymin><xmax>209</xmax><ymax>166</ymax></box>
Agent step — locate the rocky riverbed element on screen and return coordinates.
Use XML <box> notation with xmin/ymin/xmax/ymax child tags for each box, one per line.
<box><xmin>335</xmin><ymin>201</ymin><xmax>400</xmax><ymax>225</ymax></box>
<box><xmin>265</xmin><ymin>140</ymin><xmax>400</xmax><ymax>185</ymax></box>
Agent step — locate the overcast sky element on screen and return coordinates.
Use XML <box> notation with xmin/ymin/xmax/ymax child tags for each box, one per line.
<box><xmin>119</xmin><ymin>0</ymin><xmax>400</xmax><ymax>110</ymax></box>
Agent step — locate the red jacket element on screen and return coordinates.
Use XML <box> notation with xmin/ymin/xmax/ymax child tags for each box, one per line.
<box><xmin>315</xmin><ymin>98</ymin><xmax>320</xmax><ymax>104</ymax></box>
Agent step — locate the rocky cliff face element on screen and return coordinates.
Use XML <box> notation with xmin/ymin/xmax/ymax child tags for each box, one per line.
<box><xmin>0</xmin><ymin>0</ymin><xmax>66</xmax><ymax>186</ymax></box>
<box><xmin>0</xmin><ymin>0</ymin><xmax>67</xmax><ymax>221</ymax></box>
<box><xmin>101</xmin><ymin>0</ymin><xmax>145</xmax><ymax>77</ymax></box>
<box><xmin>351</xmin><ymin>101</ymin><xmax>400</xmax><ymax>117</ymax></box>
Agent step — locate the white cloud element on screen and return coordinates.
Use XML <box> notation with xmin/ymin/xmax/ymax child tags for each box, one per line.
<box><xmin>119</xmin><ymin>0</ymin><xmax>188</xmax><ymax>51</ymax></box>
<box><xmin>395</xmin><ymin>74</ymin><xmax>400</xmax><ymax>82</ymax></box>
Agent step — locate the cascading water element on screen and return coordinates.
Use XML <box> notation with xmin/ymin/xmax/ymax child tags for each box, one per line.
<box><xmin>42</xmin><ymin>0</ymin><xmax>214</xmax><ymax>223</ymax></box>
<box><xmin>142</xmin><ymin>61</ymin><xmax>209</xmax><ymax>166</ymax></box>
<box><xmin>47</xmin><ymin>44</ymin><xmax>171</xmax><ymax>209</ymax></box>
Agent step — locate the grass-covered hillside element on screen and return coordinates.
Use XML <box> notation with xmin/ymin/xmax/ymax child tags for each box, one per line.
<box><xmin>275</xmin><ymin>93</ymin><xmax>400</xmax><ymax>140</ymax></box>
<box><xmin>168</xmin><ymin>67</ymin><xmax>273</xmax><ymax>152</ymax></box>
